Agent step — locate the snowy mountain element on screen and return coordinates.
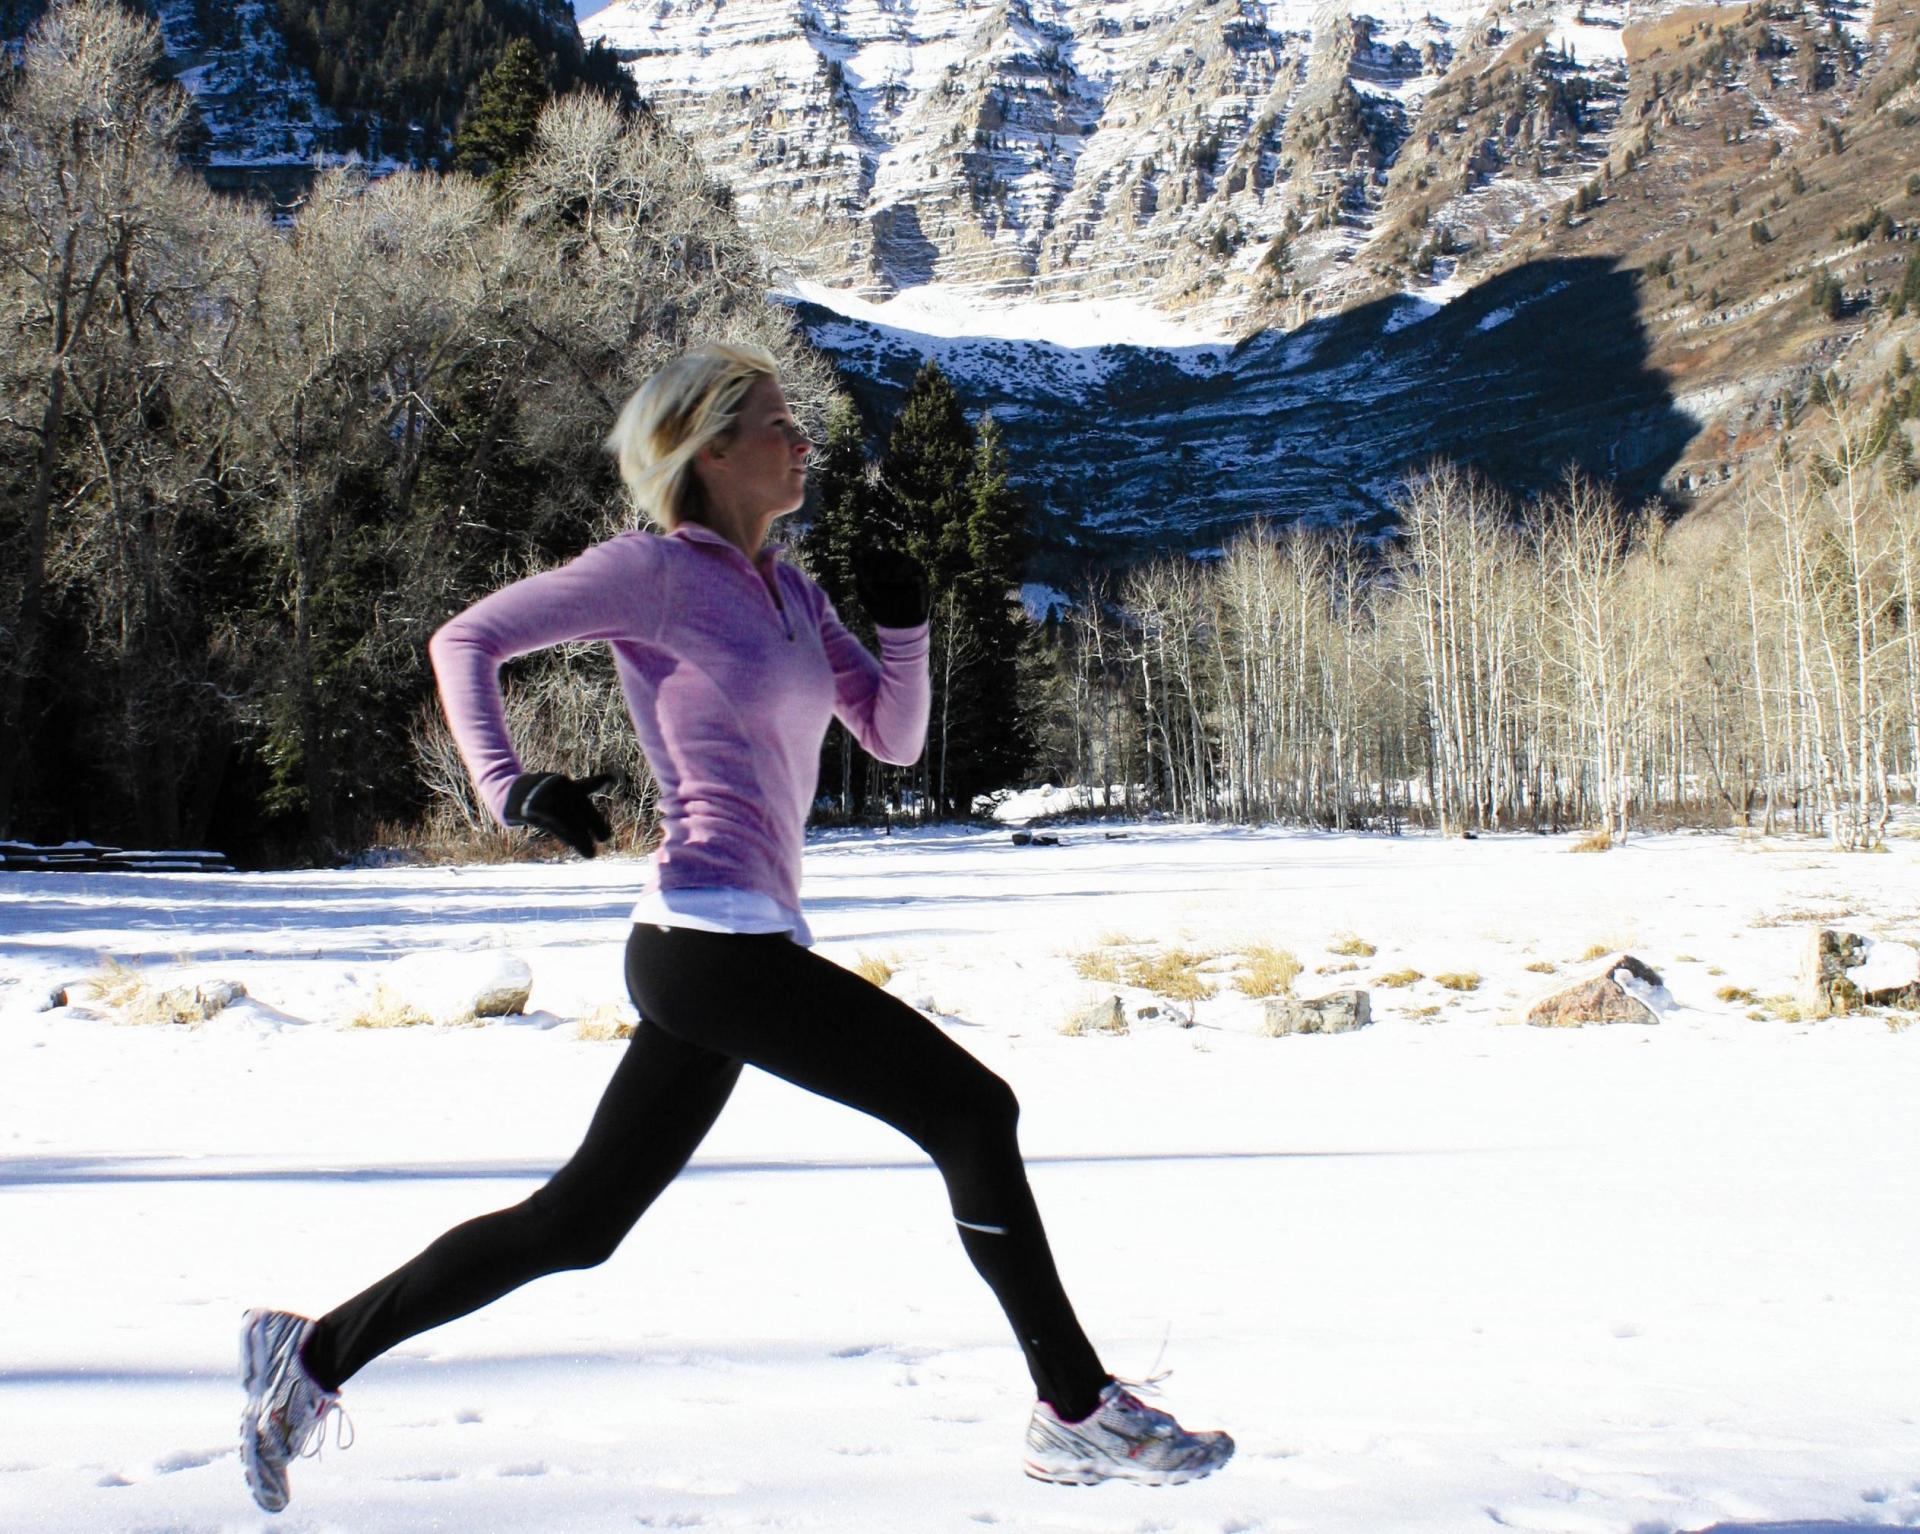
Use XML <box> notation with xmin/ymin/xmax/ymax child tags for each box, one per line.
<box><xmin>583</xmin><ymin>0</ymin><xmax>1647</xmax><ymax>319</ymax></box>
<box><xmin>588</xmin><ymin>0</ymin><xmax>1920</xmax><ymax>546</ymax></box>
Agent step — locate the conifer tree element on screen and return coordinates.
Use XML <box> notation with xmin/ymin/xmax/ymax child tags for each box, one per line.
<box><xmin>797</xmin><ymin>395</ymin><xmax>866</xmax><ymax>614</ymax></box>
<box><xmin>453</xmin><ymin>38</ymin><xmax>550</xmax><ymax>192</ymax></box>
<box><xmin>880</xmin><ymin>360</ymin><xmax>974</xmax><ymax>585</ymax></box>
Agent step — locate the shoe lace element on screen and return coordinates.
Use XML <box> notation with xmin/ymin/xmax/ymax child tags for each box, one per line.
<box><xmin>1112</xmin><ymin>1321</ymin><xmax>1175</xmax><ymax>1398</ymax></box>
<box><xmin>298</xmin><ymin>1394</ymin><xmax>354</xmax><ymax>1460</ymax></box>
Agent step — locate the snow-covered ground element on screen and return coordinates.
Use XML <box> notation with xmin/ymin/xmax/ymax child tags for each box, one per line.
<box><xmin>4</xmin><ymin>822</ymin><xmax>1919</xmax><ymax>1533</ymax></box>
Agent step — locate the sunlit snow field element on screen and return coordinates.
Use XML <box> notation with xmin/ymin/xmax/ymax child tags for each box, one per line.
<box><xmin>3</xmin><ymin>821</ymin><xmax>1918</xmax><ymax>1533</ymax></box>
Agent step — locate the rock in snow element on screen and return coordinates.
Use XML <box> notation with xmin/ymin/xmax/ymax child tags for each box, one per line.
<box><xmin>1804</xmin><ymin>929</ymin><xmax>1920</xmax><ymax>1014</ymax></box>
<box><xmin>1525</xmin><ymin>954</ymin><xmax>1666</xmax><ymax>1028</ymax></box>
<box><xmin>382</xmin><ymin>950</ymin><xmax>533</xmax><ymax>1025</ymax></box>
<box><xmin>1261</xmin><ymin>989</ymin><xmax>1372</xmax><ymax>1036</ymax></box>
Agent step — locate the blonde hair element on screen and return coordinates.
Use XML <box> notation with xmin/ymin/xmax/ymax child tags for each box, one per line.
<box><xmin>604</xmin><ymin>342</ymin><xmax>782</xmax><ymax>530</ymax></box>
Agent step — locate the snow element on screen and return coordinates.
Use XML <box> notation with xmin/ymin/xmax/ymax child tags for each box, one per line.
<box><xmin>1845</xmin><ymin>936</ymin><xmax>1920</xmax><ymax>996</ymax></box>
<box><xmin>4</xmin><ymin>823</ymin><xmax>1920</xmax><ymax>1532</ymax></box>
<box><xmin>786</xmin><ymin>278</ymin><xmax>1235</xmax><ymax>351</ymax></box>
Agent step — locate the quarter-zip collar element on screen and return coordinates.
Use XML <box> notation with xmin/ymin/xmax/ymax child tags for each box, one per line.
<box><xmin>666</xmin><ymin>521</ymin><xmax>794</xmax><ymax>642</ymax></box>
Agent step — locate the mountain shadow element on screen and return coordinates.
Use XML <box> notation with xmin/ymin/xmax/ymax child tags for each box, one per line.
<box><xmin>792</xmin><ymin>256</ymin><xmax>1694</xmax><ymax>568</ymax></box>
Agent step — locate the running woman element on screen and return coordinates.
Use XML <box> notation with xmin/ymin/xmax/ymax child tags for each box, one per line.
<box><xmin>238</xmin><ymin>342</ymin><xmax>1233</xmax><ymax>1512</ymax></box>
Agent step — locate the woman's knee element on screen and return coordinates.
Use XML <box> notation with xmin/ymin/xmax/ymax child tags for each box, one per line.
<box><xmin>928</xmin><ymin>1066</ymin><xmax>1021</xmax><ymax>1165</ymax></box>
<box><xmin>520</xmin><ymin>1192</ymin><xmax>631</xmax><ymax>1272</ymax></box>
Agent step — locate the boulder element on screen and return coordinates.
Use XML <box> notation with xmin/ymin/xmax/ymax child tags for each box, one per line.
<box><xmin>1063</xmin><ymin>995</ymin><xmax>1127</xmax><ymax>1035</ymax></box>
<box><xmin>383</xmin><ymin>950</ymin><xmax>533</xmax><ymax>1024</ymax></box>
<box><xmin>194</xmin><ymin>979</ymin><xmax>248</xmax><ymax>1016</ymax></box>
<box><xmin>1526</xmin><ymin>953</ymin><xmax>1667</xmax><ymax>1028</ymax></box>
<box><xmin>1802</xmin><ymin>929</ymin><xmax>1920</xmax><ymax>1015</ymax></box>
<box><xmin>1262</xmin><ymin>989</ymin><xmax>1371</xmax><ymax>1036</ymax></box>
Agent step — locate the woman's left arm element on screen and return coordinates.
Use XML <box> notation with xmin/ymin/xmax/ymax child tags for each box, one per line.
<box><xmin>818</xmin><ymin>594</ymin><xmax>931</xmax><ymax>766</ymax></box>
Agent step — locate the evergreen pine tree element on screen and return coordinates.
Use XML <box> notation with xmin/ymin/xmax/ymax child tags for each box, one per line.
<box><xmin>797</xmin><ymin>395</ymin><xmax>867</xmax><ymax>613</ymax></box>
<box><xmin>453</xmin><ymin>38</ymin><xmax>549</xmax><ymax>192</ymax></box>
<box><xmin>934</xmin><ymin>411</ymin><xmax>1035</xmax><ymax>810</ymax></box>
<box><xmin>880</xmin><ymin>361</ymin><xmax>974</xmax><ymax>586</ymax></box>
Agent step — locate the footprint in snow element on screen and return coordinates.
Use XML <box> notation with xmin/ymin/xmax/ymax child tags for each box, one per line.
<box><xmin>391</xmin><ymin>1469</ymin><xmax>459</xmax><ymax>1482</ymax></box>
<box><xmin>154</xmin><ymin>1447</ymin><xmax>222</xmax><ymax>1473</ymax></box>
<box><xmin>95</xmin><ymin>1473</ymin><xmax>133</xmax><ymax>1488</ymax></box>
<box><xmin>495</xmin><ymin>1461</ymin><xmax>548</xmax><ymax>1477</ymax></box>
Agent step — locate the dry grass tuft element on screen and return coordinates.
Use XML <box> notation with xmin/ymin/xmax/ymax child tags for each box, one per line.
<box><xmin>574</xmin><ymin>1004</ymin><xmax>637</xmax><ymax>1042</ymax></box>
<box><xmin>1234</xmin><ymin>944</ymin><xmax>1303</xmax><ymax>999</ymax></box>
<box><xmin>1095</xmin><ymin>931</ymin><xmax>1142</xmax><ymax>947</ymax></box>
<box><xmin>80</xmin><ymin>959</ymin><xmax>226</xmax><ymax>1026</ymax></box>
<box><xmin>1570</xmin><ymin>827</ymin><xmax>1612</xmax><ymax>853</ymax></box>
<box><xmin>1328</xmin><ymin>933</ymin><xmax>1377</xmax><ymax>958</ymax></box>
<box><xmin>348</xmin><ymin>984</ymin><xmax>438</xmax><ymax>1030</ymax></box>
<box><xmin>1577</xmin><ymin>943</ymin><xmax>1612</xmax><ymax>963</ymax></box>
<box><xmin>82</xmin><ymin>957</ymin><xmax>154</xmax><ymax>1013</ymax></box>
<box><xmin>1524</xmin><ymin>960</ymin><xmax>1558</xmax><ymax>974</ymax></box>
<box><xmin>1758</xmin><ymin>993</ymin><xmax>1817</xmax><ymax>1023</ymax></box>
<box><xmin>850</xmin><ymin>952</ymin><xmax>895</xmax><ymax>988</ymax></box>
<box><xmin>1410</xmin><ymin>1004</ymin><xmax>1443</xmax><ymax>1019</ymax></box>
<box><xmin>1127</xmin><ymin>948</ymin><xmax>1217</xmax><ymax>1004</ymax></box>
<box><xmin>1715</xmin><ymin>985</ymin><xmax>1759</xmax><ymax>1004</ymax></box>
<box><xmin>1374</xmin><ymin>968</ymin><xmax>1423</xmax><ymax>988</ymax></box>
<box><xmin>1072</xmin><ymin>949</ymin><xmax>1124</xmax><ymax>984</ymax></box>
<box><xmin>1433</xmin><ymin>972</ymin><xmax>1482</xmax><ymax>992</ymax></box>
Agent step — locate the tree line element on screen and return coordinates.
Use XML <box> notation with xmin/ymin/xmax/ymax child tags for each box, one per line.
<box><xmin>1026</xmin><ymin>436</ymin><xmax>1918</xmax><ymax>850</ymax></box>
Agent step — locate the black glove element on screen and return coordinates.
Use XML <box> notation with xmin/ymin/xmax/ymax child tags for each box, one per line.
<box><xmin>504</xmin><ymin>771</ymin><xmax>618</xmax><ymax>858</ymax></box>
<box><xmin>855</xmin><ymin>548</ymin><xmax>930</xmax><ymax>629</ymax></box>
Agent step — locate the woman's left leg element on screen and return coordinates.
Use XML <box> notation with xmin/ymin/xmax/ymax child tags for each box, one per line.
<box><xmin>624</xmin><ymin>925</ymin><xmax>1109</xmax><ymax>1420</ymax></box>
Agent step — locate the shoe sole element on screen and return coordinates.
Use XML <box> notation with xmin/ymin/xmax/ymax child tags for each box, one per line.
<box><xmin>239</xmin><ymin>1310</ymin><xmax>293</xmax><ymax>1514</ymax></box>
<box><xmin>1024</xmin><ymin>1454</ymin><xmax>1230</xmax><ymax>1487</ymax></box>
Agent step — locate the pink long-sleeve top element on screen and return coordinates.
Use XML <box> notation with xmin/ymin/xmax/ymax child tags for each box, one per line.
<box><xmin>429</xmin><ymin>522</ymin><xmax>930</xmax><ymax>930</ymax></box>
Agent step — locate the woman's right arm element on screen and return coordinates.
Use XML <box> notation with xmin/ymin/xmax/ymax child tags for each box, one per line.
<box><xmin>428</xmin><ymin>533</ymin><xmax>661</xmax><ymax>825</ymax></box>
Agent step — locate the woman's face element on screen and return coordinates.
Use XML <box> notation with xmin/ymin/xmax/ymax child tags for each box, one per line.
<box><xmin>706</xmin><ymin>375</ymin><xmax>812</xmax><ymax>521</ymax></box>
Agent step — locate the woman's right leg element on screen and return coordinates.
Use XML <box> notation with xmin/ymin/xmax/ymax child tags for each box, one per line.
<box><xmin>300</xmin><ymin>1018</ymin><xmax>741</xmax><ymax>1391</ymax></box>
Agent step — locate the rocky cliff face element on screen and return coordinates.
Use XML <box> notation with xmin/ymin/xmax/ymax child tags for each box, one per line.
<box><xmin>592</xmin><ymin>0</ymin><xmax>1920</xmax><ymax>545</ymax></box>
<box><xmin>584</xmin><ymin>0</ymin><xmax>1641</xmax><ymax>322</ymax></box>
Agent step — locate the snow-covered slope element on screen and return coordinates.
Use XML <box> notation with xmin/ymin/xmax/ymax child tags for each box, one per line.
<box><xmin>149</xmin><ymin>0</ymin><xmax>356</xmax><ymax>185</ymax></box>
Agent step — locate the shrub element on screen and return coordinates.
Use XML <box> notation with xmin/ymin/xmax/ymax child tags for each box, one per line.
<box><xmin>1571</xmin><ymin>827</ymin><xmax>1612</xmax><ymax>852</ymax></box>
<box><xmin>1524</xmin><ymin>960</ymin><xmax>1557</xmax><ymax>974</ymax></box>
<box><xmin>1375</xmin><ymin>968</ymin><xmax>1423</xmax><ymax>987</ymax></box>
<box><xmin>1716</xmin><ymin>985</ymin><xmax>1758</xmax><ymax>1004</ymax></box>
<box><xmin>1434</xmin><ymin>972</ymin><xmax>1482</xmax><ymax>992</ymax></box>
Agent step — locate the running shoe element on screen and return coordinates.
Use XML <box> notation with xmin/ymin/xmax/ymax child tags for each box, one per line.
<box><xmin>239</xmin><ymin>1308</ymin><xmax>343</xmax><ymax>1513</ymax></box>
<box><xmin>1024</xmin><ymin>1379</ymin><xmax>1234</xmax><ymax>1486</ymax></box>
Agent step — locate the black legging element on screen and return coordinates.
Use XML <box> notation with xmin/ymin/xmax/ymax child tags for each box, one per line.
<box><xmin>301</xmin><ymin>925</ymin><xmax>1109</xmax><ymax>1420</ymax></box>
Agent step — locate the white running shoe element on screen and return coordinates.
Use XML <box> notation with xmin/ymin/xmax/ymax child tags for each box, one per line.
<box><xmin>1025</xmin><ymin>1380</ymin><xmax>1234</xmax><ymax>1487</ymax></box>
<box><xmin>239</xmin><ymin>1308</ymin><xmax>344</xmax><ymax>1513</ymax></box>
